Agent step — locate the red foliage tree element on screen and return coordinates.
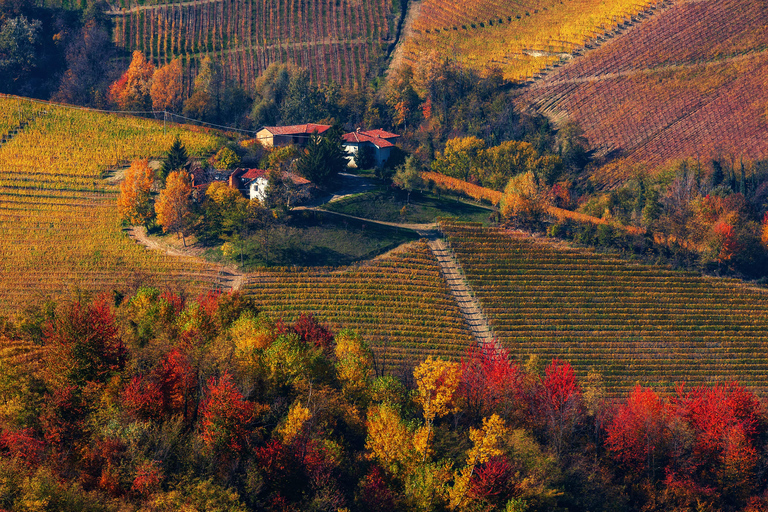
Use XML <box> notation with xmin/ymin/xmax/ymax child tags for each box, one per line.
<box><xmin>713</xmin><ymin>221</ymin><xmax>741</xmax><ymax>263</ymax></box>
<box><xmin>44</xmin><ymin>296</ymin><xmax>126</xmax><ymax>386</ymax></box>
<box><xmin>122</xmin><ymin>348</ymin><xmax>196</xmax><ymax>421</ymax></box>
<box><xmin>293</xmin><ymin>314</ymin><xmax>334</xmax><ymax>350</ymax></box>
<box><xmin>536</xmin><ymin>358</ymin><xmax>583</xmax><ymax>455</ymax></box>
<box><xmin>468</xmin><ymin>456</ymin><xmax>518</xmax><ymax>507</ymax></box>
<box><xmin>0</xmin><ymin>428</ymin><xmax>44</xmax><ymax>466</ymax></box>
<box><xmin>458</xmin><ymin>344</ymin><xmax>522</xmax><ymax>420</ymax></box>
<box><xmin>199</xmin><ymin>372</ymin><xmax>254</xmax><ymax>455</ymax></box>
<box><xmin>359</xmin><ymin>466</ymin><xmax>397</xmax><ymax>512</ymax></box>
<box><xmin>605</xmin><ymin>385</ymin><xmax>670</xmax><ymax>475</ymax></box>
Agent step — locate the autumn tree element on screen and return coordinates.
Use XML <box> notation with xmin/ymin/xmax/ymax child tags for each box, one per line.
<box><xmin>431</xmin><ymin>136</ymin><xmax>486</xmax><ymax>182</ymax></box>
<box><xmin>155</xmin><ymin>170</ymin><xmax>194</xmax><ymax>246</ymax></box>
<box><xmin>605</xmin><ymin>386</ymin><xmax>670</xmax><ymax>477</ymax></box>
<box><xmin>500</xmin><ymin>170</ymin><xmax>551</xmax><ymax>225</ymax></box>
<box><xmin>458</xmin><ymin>345</ymin><xmax>522</xmax><ymax>422</ymax></box>
<box><xmin>44</xmin><ymin>296</ymin><xmax>126</xmax><ymax>388</ymax></box>
<box><xmin>108</xmin><ymin>50</ymin><xmax>154</xmax><ymax>111</ymax></box>
<box><xmin>334</xmin><ymin>329</ymin><xmax>373</xmax><ymax>404</ymax></box>
<box><xmin>150</xmin><ymin>58</ymin><xmax>183</xmax><ymax>112</ymax></box>
<box><xmin>199</xmin><ymin>372</ymin><xmax>254</xmax><ymax>457</ymax></box>
<box><xmin>413</xmin><ymin>357</ymin><xmax>461</xmax><ymax>462</ymax></box>
<box><xmin>118</xmin><ymin>158</ymin><xmax>154</xmax><ymax>227</ymax></box>
<box><xmin>535</xmin><ymin>358</ymin><xmax>583</xmax><ymax>457</ymax></box>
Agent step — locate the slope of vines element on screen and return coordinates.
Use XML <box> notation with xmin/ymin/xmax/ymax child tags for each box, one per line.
<box><xmin>109</xmin><ymin>0</ymin><xmax>396</xmax><ymax>91</ymax></box>
<box><xmin>0</xmin><ymin>96</ymin><xmax>222</xmax><ymax>315</ymax></box>
<box><xmin>400</xmin><ymin>0</ymin><xmax>659</xmax><ymax>81</ymax></box>
<box><xmin>520</xmin><ymin>0</ymin><xmax>768</xmax><ymax>187</ymax></box>
<box><xmin>441</xmin><ymin>221</ymin><xmax>768</xmax><ymax>397</ymax></box>
<box><xmin>242</xmin><ymin>242</ymin><xmax>474</xmax><ymax>374</ymax></box>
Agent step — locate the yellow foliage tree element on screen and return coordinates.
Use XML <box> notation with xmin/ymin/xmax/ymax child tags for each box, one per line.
<box><xmin>413</xmin><ymin>357</ymin><xmax>461</xmax><ymax>462</ymax></box>
<box><xmin>500</xmin><ymin>170</ymin><xmax>551</xmax><ymax>223</ymax></box>
<box><xmin>414</xmin><ymin>356</ymin><xmax>461</xmax><ymax>423</ymax></box>
<box><xmin>334</xmin><ymin>329</ymin><xmax>374</xmax><ymax>403</ymax></box>
<box><xmin>431</xmin><ymin>136</ymin><xmax>486</xmax><ymax>182</ymax></box>
<box><xmin>150</xmin><ymin>59</ymin><xmax>183</xmax><ymax>112</ymax></box>
<box><xmin>450</xmin><ymin>414</ymin><xmax>509</xmax><ymax>509</ymax></box>
<box><xmin>118</xmin><ymin>159</ymin><xmax>154</xmax><ymax>227</ymax></box>
<box><xmin>155</xmin><ymin>170</ymin><xmax>193</xmax><ymax>246</ymax></box>
<box><xmin>278</xmin><ymin>400</ymin><xmax>312</xmax><ymax>445</ymax></box>
<box><xmin>365</xmin><ymin>404</ymin><xmax>416</xmax><ymax>476</ymax></box>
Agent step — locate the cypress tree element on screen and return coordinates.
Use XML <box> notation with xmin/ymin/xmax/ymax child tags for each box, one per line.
<box><xmin>160</xmin><ymin>135</ymin><xmax>189</xmax><ymax>180</ymax></box>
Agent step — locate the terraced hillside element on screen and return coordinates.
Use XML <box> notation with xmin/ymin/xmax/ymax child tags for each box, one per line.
<box><xmin>441</xmin><ymin>221</ymin><xmax>768</xmax><ymax>397</ymax></box>
<box><xmin>243</xmin><ymin>242</ymin><xmax>475</xmax><ymax>374</ymax></box>
<box><xmin>400</xmin><ymin>0</ymin><xmax>659</xmax><ymax>81</ymax></box>
<box><xmin>107</xmin><ymin>0</ymin><xmax>397</xmax><ymax>91</ymax></box>
<box><xmin>520</xmin><ymin>0</ymin><xmax>768</xmax><ymax>187</ymax></box>
<box><xmin>0</xmin><ymin>96</ymin><xmax>221</xmax><ymax>315</ymax></box>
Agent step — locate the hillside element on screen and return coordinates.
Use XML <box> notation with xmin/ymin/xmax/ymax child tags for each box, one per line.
<box><xmin>441</xmin><ymin>221</ymin><xmax>768</xmax><ymax>397</ymax></box>
<box><xmin>519</xmin><ymin>0</ymin><xmax>768</xmax><ymax>187</ymax></box>
<box><xmin>399</xmin><ymin>0</ymin><xmax>660</xmax><ymax>81</ymax></box>
<box><xmin>106</xmin><ymin>0</ymin><xmax>399</xmax><ymax>92</ymax></box>
<box><xmin>0</xmin><ymin>96</ymin><xmax>222</xmax><ymax>314</ymax></box>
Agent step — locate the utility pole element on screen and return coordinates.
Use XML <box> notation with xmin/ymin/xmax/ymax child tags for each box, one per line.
<box><xmin>163</xmin><ymin>111</ymin><xmax>167</xmax><ymax>135</ymax></box>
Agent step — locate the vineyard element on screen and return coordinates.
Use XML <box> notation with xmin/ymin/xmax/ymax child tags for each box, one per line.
<box><xmin>440</xmin><ymin>221</ymin><xmax>768</xmax><ymax>397</ymax></box>
<box><xmin>400</xmin><ymin>0</ymin><xmax>660</xmax><ymax>81</ymax></box>
<box><xmin>242</xmin><ymin>242</ymin><xmax>474</xmax><ymax>374</ymax></box>
<box><xmin>107</xmin><ymin>0</ymin><xmax>397</xmax><ymax>91</ymax></box>
<box><xmin>0</xmin><ymin>96</ymin><xmax>222</xmax><ymax>315</ymax></box>
<box><xmin>520</xmin><ymin>0</ymin><xmax>768</xmax><ymax>187</ymax></box>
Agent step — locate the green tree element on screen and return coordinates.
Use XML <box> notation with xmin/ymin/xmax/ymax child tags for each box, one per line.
<box><xmin>160</xmin><ymin>135</ymin><xmax>189</xmax><ymax>180</ymax></box>
<box><xmin>354</xmin><ymin>143</ymin><xmax>376</xmax><ymax>170</ymax></box>
<box><xmin>392</xmin><ymin>156</ymin><xmax>423</xmax><ymax>204</ymax></box>
<box><xmin>295</xmin><ymin>125</ymin><xmax>348</xmax><ymax>188</ymax></box>
<box><xmin>0</xmin><ymin>15</ymin><xmax>42</xmax><ymax>92</ymax></box>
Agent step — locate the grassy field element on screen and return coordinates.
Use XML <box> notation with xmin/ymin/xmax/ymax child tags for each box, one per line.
<box><xmin>0</xmin><ymin>96</ymin><xmax>222</xmax><ymax>315</ymax></box>
<box><xmin>321</xmin><ymin>189</ymin><xmax>493</xmax><ymax>225</ymax></box>
<box><xmin>441</xmin><ymin>221</ymin><xmax>768</xmax><ymax>397</ymax></box>
<box><xmin>209</xmin><ymin>209</ymin><xmax>419</xmax><ymax>268</ymax></box>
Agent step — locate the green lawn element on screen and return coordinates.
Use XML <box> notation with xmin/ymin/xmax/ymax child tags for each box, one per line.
<box><xmin>321</xmin><ymin>189</ymin><xmax>493</xmax><ymax>224</ymax></box>
<box><xmin>214</xmin><ymin>210</ymin><xmax>419</xmax><ymax>269</ymax></box>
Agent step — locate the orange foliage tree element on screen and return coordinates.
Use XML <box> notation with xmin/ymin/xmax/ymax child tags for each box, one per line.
<box><xmin>118</xmin><ymin>158</ymin><xmax>155</xmax><ymax>227</ymax></box>
<box><xmin>150</xmin><ymin>58</ymin><xmax>183</xmax><ymax>112</ymax></box>
<box><xmin>155</xmin><ymin>170</ymin><xmax>194</xmax><ymax>246</ymax></box>
<box><xmin>108</xmin><ymin>50</ymin><xmax>155</xmax><ymax>111</ymax></box>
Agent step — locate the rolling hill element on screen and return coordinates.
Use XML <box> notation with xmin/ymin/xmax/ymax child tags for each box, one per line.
<box><xmin>519</xmin><ymin>0</ymin><xmax>768</xmax><ymax>187</ymax></box>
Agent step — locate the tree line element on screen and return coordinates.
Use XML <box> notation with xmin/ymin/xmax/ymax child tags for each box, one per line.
<box><xmin>0</xmin><ymin>289</ymin><xmax>767</xmax><ymax>510</ymax></box>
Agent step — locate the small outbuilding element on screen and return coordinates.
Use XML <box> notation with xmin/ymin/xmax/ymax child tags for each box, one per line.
<box><xmin>341</xmin><ymin>129</ymin><xmax>400</xmax><ymax>168</ymax></box>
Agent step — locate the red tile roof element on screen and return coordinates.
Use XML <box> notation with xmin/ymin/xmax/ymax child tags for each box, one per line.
<box><xmin>261</xmin><ymin>124</ymin><xmax>331</xmax><ymax>136</ymax></box>
<box><xmin>361</xmin><ymin>129</ymin><xmax>400</xmax><ymax>140</ymax></box>
<box><xmin>341</xmin><ymin>131</ymin><xmax>396</xmax><ymax>148</ymax></box>
<box><xmin>241</xmin><ymin>168</ymin><xmax>268</xmax><ymax>180</ymax></box>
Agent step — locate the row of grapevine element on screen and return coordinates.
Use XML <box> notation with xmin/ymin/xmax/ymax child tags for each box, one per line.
<box><xmin>242</xmin><ymin>242</ymin><xmax>475</xmax><ymax>375</ymax></box>
<box><xmin>400</xmin><ymin>0</ymin><xmax>658</xmax><ymax>81</ymax></box>
<box><xmin>0</xmin><ymin>96</ymin><xmax>223</xmax><ymax>315</ymax></box>
<box><xmin>109</xmin><ymin>0</ymin><xmax>395</xmax><ymax>90</ymax></box>
<box><xmin>521</xmin><ymin>0</ymin><xmax>768</xmax><ymax>186</ymax></box>
<box><xmin>440</xmin><ymin>221</ymin><xmax>768</xmax><ymax>396</ymax></box>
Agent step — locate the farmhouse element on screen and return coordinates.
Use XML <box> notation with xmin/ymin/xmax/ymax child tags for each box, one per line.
<box><xmin>256</xmin><ymin>124</ymin><xmax>331</xmax><ymax>147</ymax></box>
<box><xmin>341</xmin><ymin>129</ymin><xmax>400</xmax><ymax>168</ymax></box>
<box><xmin>229</xmin><ymin>168</ymin><xmax>312</xmax><ymax>203</ymax></box>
